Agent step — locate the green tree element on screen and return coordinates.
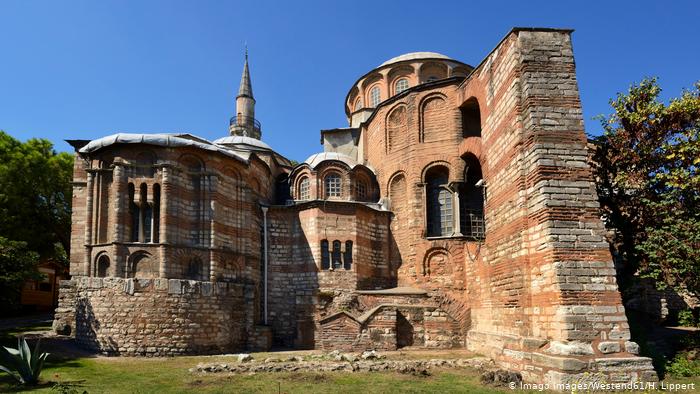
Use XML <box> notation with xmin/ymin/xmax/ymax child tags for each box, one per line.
<box><xmin>0</xmin><ymin>237</ymin><xmax>40</xmax><ymax>311</ymax></box>
<box><xmin>592</xmin><ymin>78</ymin><xmax>700</xmax><ymax>296</ymax></box>
<box><xmin>0</xmin><ymin>131</ymin><xmax>73</xmax><ymax>258</ymax></box>
<box><xmin>0</xmin><ymin>131</ymin><xmax>73</xmax><ymax>312</ymax></box>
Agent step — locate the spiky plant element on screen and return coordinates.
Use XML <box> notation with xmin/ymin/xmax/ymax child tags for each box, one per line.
<box><xmin>0</xmin><ymin>336</ymin><xmax>49</xmax><ymax>385</ymax></box>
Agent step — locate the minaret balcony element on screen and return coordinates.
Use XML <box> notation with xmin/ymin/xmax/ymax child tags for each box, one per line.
<box><xmin>229</xmin><ymin>115</ymin><xmax>262</xmax><ymax>137</ymax></box>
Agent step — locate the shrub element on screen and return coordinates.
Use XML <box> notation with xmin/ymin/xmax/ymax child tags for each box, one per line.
<box><xmin>667</xmin><ymin>353</ymin><xmax>700</xmax><ymax>377</ymax></box>
<box><xmin>0</xmin><ymin>336</ymin><xmax>49</xmax><ymax>385</ymax></box>
<box><xmin>678</xmin><ymin>310</ymin><xmax>697</xmax><ymax>327</ymax></box>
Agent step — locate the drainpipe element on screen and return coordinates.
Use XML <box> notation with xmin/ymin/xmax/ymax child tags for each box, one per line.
<box><xmin>261</xmin><ymin>205</ymin><xmax>269</xmax><ymax>325</ymax></box>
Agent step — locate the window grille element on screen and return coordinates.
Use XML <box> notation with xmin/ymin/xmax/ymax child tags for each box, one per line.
<box><xmin>325</xmin><ymin>174</ymin><xmax>342</xmax><ymax>198</ymax></box>
<box><xmin>395</xmin><ymin>78</ymin><xmax>409</xmax><ymax>94</ymax></box>
<box><xmin>370</xmin><ymin>86</ymin><xmax>381</xmax><ymax>107</ymax></box>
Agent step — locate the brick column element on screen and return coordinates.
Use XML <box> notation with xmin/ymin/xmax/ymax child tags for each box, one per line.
<box><xmin>159</xmin><ymin>166</ymin><xmax>171</xmax><ymax>278</ymax></box>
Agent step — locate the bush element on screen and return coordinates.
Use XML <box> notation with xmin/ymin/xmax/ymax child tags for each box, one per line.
<box><xmin>678</xmin><ymin>310</ymin><xmax>698</xmax><ymax>327</ymax></box>
<box><xmin>667</xmin><ymin>353</ymin><xmax>700</xmax><ymax>377</ymax></box>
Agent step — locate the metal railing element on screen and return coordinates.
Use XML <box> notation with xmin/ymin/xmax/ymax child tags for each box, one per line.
<box><xmin>460</xmin><ymin>209</ymin><xmax>485</xmax><ymax>240</ymax></box>
<box><xmin>229</xmin><ymin>115</ymin><xmax>262</xmax><ymax>132</ymax></box>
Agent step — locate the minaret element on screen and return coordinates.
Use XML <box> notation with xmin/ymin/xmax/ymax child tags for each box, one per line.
<box><xmin>229</xmin><ymin>47</ymin><xmax>261</xmax><ymax>139</ymax></box>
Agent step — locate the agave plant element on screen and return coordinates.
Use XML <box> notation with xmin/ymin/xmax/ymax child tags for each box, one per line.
<box><xmin>0</xmin><ymin>336</ymin><xmax>49</xmax><ymax>385</ymax></box>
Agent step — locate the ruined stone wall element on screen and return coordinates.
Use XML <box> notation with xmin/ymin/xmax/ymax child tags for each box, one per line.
<box><xmin>64</xmin><ymin>277</ymin><xmax>251</xmax><ymax>356</ymax></box>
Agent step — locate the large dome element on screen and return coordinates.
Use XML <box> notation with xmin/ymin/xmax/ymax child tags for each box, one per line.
<box><xmin>379</xmin><ymin>52</ymin><xmax>453</xmax><ymax>67</ymax></box>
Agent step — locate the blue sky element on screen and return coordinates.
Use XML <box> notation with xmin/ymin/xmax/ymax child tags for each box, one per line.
<box><xmin>0</xmin><ymin>0</ymin><xmax>698</xmax><ymax>161</ymax></box>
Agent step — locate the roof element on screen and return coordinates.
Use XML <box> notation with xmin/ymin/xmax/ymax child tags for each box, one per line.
<box><xmin>304</xmin><ymin>152</ymin><xmax>364</xmax><ymax>170</ymax></box>
<box><xmin>213</xmin><ymin>135</ymin><xmax>272</xmax><ymax>150</ymax></box>
<box><xmin>379</xmin><ymin>52</ymin><xmax>453</xmax><ymax>67</ymax></box>
<box><xmin>78</xmin><ymin>133</ymin><xmax>248</xmax><ymax>162</ymax></box>
<box><xmin>238</xmin><ymin>55</ymin><xmax>253</xmax><ymax>99</ymax></box>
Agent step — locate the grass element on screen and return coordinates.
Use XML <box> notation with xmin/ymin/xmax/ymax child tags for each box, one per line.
<box><xmin>0</xmin><ymin>356</ymin><xmax>515</xmax><ymax>394</ymax></box>
<box><xmin>0</xmin><ymin>322</ymin><xmax>699</xmax><ymax>393</ymax></box>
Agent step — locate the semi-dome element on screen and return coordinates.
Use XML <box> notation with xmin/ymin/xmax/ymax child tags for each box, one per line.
<box><xmin>379</xmin><ymin>52</ymin><xmax>453</xmax><ymax>67</ymax></box>
<box><xmin>214</xmin><ymin>135</ymin><xmax>272</xmax><ymax>151</ymax></box>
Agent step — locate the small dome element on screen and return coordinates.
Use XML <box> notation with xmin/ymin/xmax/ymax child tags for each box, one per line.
<box><xmin>303</xmin><ymin>152</ymin><xmax>375</xmax><ymax>173</ymax></box>
<box><xmin>379</xmin><ymin>52</ymin><xmax>453</xmax><ymax>67</ymax></box>
<box><xmin>214</xmin><ymin>136</ymin><xmax>272</xmax><ymax>151</ymax></box>
<box><xmin>304</xmin><ymin>152</ymin><xmax>358</xmax><ymax>169</ymax></box>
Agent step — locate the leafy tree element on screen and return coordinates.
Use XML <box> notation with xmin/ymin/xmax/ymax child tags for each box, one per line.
<box><xmin>0</xmin><ymin>238</ymin><xmax>40</xmax><ymax>311</ymax></box>
<box><xmin>592</xmin><ymin>78</ymin><xmax>700</xmax><ymax>296</ymax></box>
<box><xmin>0</xmin><ymin>131</ymin><xmax>73</xmax><ymax>312</ymax></box>
<box><xmin>0</xmin><ymin>131</ymin><xmax>73</xmax><ymax>259</ymax></box>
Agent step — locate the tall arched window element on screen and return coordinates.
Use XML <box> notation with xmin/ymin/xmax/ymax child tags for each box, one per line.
<box><xmin>152</xmin><ymin>183</ymin><xmax>160</xmax><ymax>243</ymax></box>
<box><xmin>298</xmin><ymin>176</ymin><xmax>310</xmax><ymax>200</ymax></box>
<box><xmin>459</xmin><ymin>154</ymin><xmax>485</xmax><ymax>239</ymax></box>
<box><xmin>355</xmin><ymin>97</ymin><xmax>363</xmax><ymax>111</ymax></box>
<box><xmin>324</xmin><ymin>173</ymin><xmax>342</xmax><ymax>198</ymax></box>
<box><xmin>394</xmin><ymin>78</ymin><xmax>409</xmax><ymax>95</ymax></box>
<box><xmin>344</xmin><ymin>241</ymin><xmax>353</xmax><ymax>270</ymax></box>
<box><xmin>426</xmin><ymin>166</ymin><xmax>453</xmax><ymax>237</ymax></box>
<box><xmin>140</xmin><ymin>183</ymin><xmax>152</xmax><ymax>243</ymax></box>
<box><xmin>461</xmin><ymin>97</ymin><xmax>482</xmax><ymax>138</ymax></box>
<box><xmin>370</xmin><ymin>86</ymin><xmax>381</xmax><ymax>107</ymax></box>
<box><xmin>321</xmin><ymin>240</ymin><xmax>330</xmax><ymax>270</ymax></box>
<box><xmin>332</xmin><ymin>240</ymin><xmax>342</xmax><ymax>270</ymax></box>
<box><xmin>128</xmin><ymin>183</ymin><xmax>139</xmax><ymax>242</ymax></box>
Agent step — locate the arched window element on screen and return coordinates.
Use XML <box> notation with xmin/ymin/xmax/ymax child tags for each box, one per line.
<box><xmin>426</xmin><ymin>76</ymin><xmax>438</xmax><ymax>83</ymax></box>
<box><xmin>128</xmin><ymin>183</ymin><xmax>139</xmax><ymax>242</ymax></box>
<box><xmin>96</xmin><ymin>254</ymin><xmax>110</xmax><ymax>278</ymax></box>
<box><xmin>344</xmin><ymin>241</ymin><xmax>353</xmax><ymax>270</ymax></box>
<box><xmin>324</xmin><ymin>173</ymin><xmax>342</xmax><ymax>198</ymax></box>
<box><xmin>152</xmin><ymin>183</ymin><xmax>160</xmax><ymax>243</ymax></box>
<box><xmin>420</xmin><ymin>96</ymin><xmax>447</xmax><ymax>143</ymax></box>
<box><xmin>140</xmin><ymin>183</ymin><xmax>152</xmax><ymax>243</ymax></box>
<box><xmin>394</xmin><ymin>78</ymin><xmax>409</xmax><ymax>95</ymax></box>
<box><xmin>355</xmin><ymin>97</ymin><xmax>363</xmax><ymax>111</ymax></box>
<box><xmin>186</xmin><ymin>257</ymin><xmax>205</xmax><ymax>281</ymax></box>
<box><xmin>321</xmin><ymin>240</ymin><xmax>330</xmax><ymax>270</ymax></box>
<box><xmin>426</xmin><ymin>166</ymin><xmax>453</xmax><ymax>237</ymax></box>
<box><xmin>332</xmin><ymin>240</ymin><xmax>342</xmax><ymax>270</ymax></box>
<box><xmin>355</xmin><ymin>180</ymin><xmax>367</xmax><ymax>201</ymax></box>
<box><xmin>298</xmin><ymin>176</ymin><xmax>310</xmax><ymax>200</ymax></box>
<box><xmin>370</xmin><ymin>86</ymin><xmax>381</xmax><ymax>107</ymax></box>
<box><xmin>461</xmin><ymin>97</ymin><xmax>482</xmax><ymax>138</ymax></box>
<box><xmin>459</xmin><ymin>154</ymin><xmax>485</xmax><ymax>239</ymax></box>
<box><xmin>131</xmin><ymin>252</ymin><xmax>158</xmax><ymax>279</ymax></box>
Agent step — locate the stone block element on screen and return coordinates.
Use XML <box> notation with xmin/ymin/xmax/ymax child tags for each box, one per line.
<box><xmin>597</xmin><ymin>341</ymin><xmax>620</xmax><ymax>354</ymax></box>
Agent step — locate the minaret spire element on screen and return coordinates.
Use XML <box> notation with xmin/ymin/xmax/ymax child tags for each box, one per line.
<box><xmin>238</xmin><ymin>45</ymin><xmax>254</xmax><ymax>99</ymax></box>
<box><xmin>230</xmin><ymin>45</ymin><xmax>261</xmax><ymax>139</ymax></box>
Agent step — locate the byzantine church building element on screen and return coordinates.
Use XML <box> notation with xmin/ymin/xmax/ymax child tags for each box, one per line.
<box><xmin>53</xmin><ymin>28</ymin><xmax>657</xmax><ymax>385</ymax></box>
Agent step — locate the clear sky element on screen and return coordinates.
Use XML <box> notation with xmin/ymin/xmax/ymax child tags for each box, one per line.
<box><xmin>1</xmin><ymin>0</ymin><xmax>698</xmax><ymax>162</ymax></box>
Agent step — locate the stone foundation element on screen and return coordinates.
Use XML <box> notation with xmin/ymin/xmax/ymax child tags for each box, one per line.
<box><xmin>55</xmin><ymin>276</ymin><xmax>254</xmax><ymax>356</ymax></box>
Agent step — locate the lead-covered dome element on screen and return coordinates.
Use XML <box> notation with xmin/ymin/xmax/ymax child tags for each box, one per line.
<box><xmin>379</xmin><ymin>52</ymin><xmax>453</xmax><ymax>67</ymax></box>
<box><xmin>214</xmin><ymin>135</ymin><xmax>272</xmax><ymax>151</ymax></box>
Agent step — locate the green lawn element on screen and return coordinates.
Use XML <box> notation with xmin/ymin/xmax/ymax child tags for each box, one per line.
<box><xmin>1</xmin><ymin>355</ymin><xmax>516</xmax><ymax>394</ymax></box>
<box><xmin>1</xmin><ymin>322</ymin><xmax>699</xmax><ymax>393</ymax></box>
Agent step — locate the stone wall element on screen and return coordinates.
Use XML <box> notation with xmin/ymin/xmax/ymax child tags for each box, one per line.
<box><xmin>58</xmin><ymin>276</ymin><xmax>255</xmax><ymax>356</ymax></box>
